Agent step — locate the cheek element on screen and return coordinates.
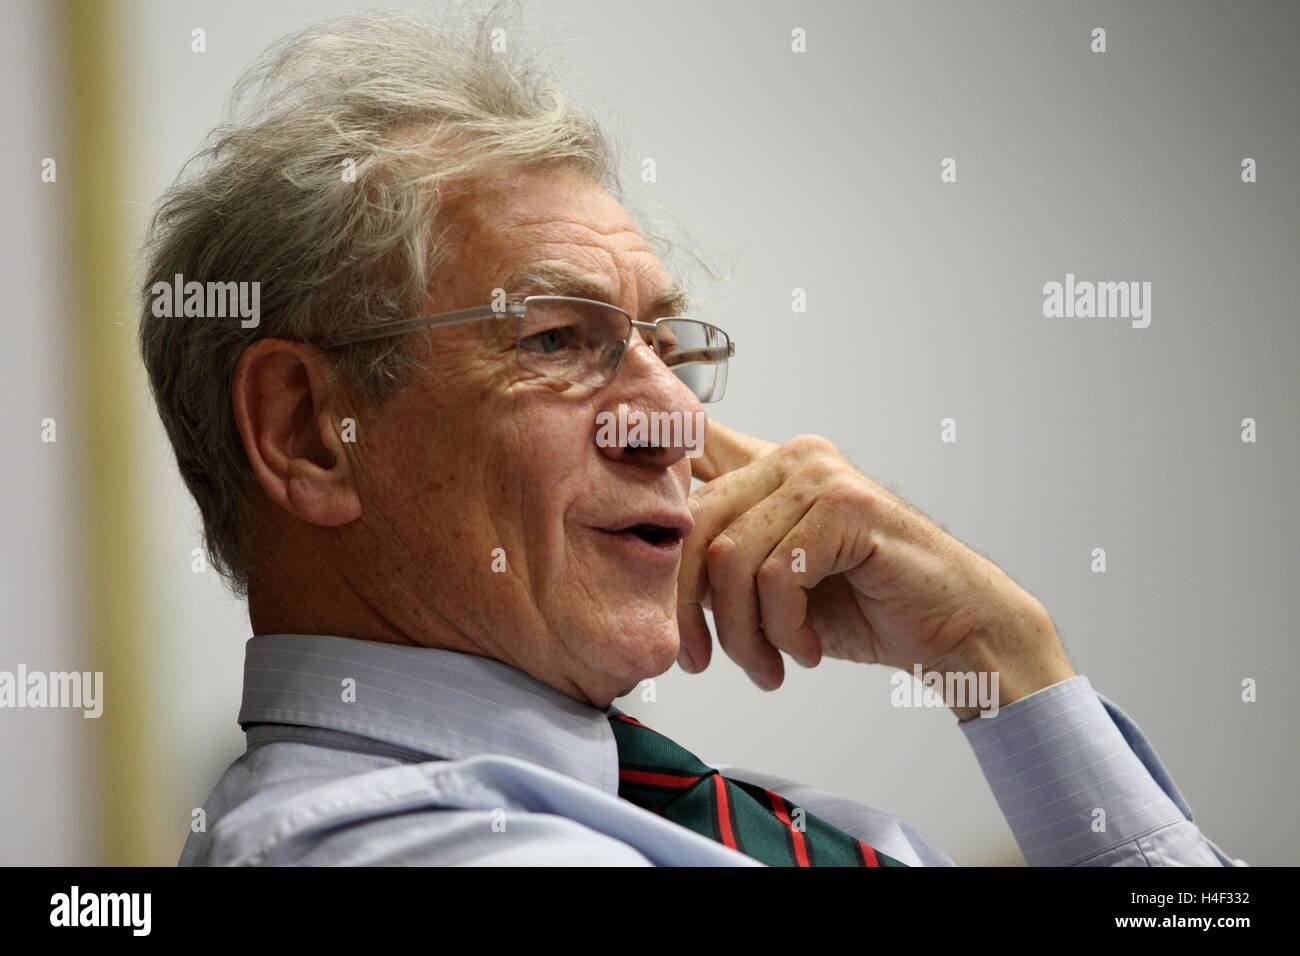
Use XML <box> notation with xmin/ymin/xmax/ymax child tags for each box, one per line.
<box><xmin>357</xmin><ymin>390</ymin><xmax>500</xmax><ymax>547</ymax></box>
<box><xmin>483</xmin><ymin>406</ymin><xmax>595</xmax><ymax>552</ymax></box>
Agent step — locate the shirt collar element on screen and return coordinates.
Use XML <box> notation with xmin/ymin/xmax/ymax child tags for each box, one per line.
<box><xmin>238</xmin><ymin>633</ymin><xmax>621</xmax><ymax>795</ymax></box>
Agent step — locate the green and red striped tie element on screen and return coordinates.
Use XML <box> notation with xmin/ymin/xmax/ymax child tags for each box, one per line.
<box><xmin>609</xmin><ymin>712</ymin><xmax>906</xmax><ymax>867</ymax></box>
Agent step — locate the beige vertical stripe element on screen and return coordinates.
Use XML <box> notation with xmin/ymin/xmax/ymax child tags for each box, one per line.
<box><xmin>61</xmin><ymin>0</ymin><xmax>159</xmax><ymax>865</ymax></box>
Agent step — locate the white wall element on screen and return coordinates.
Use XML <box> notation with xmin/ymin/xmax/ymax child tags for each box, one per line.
<box><xmin>0</xmin><ymin>0</ymin><xmax>94</xmax><ymax>865</ymax></box>
<box><xmin>3</xmin><ymin>0</ymin><xmax>1292</xmax><ymax>865</ymax></box>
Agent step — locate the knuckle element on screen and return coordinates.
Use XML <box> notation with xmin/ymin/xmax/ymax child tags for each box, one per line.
<box><xmin>825</xmin><ymin>477</ymin><xmax>877</xmax><ymax>514</ymax></box>
<box><xmin>755</xmin><ymin>556</ymin><xmax>786</xmax><ymax>591</ymax></box>
<box><xmin>785</xmin><ymin>433</ymin><xmax>839</xmax><ymax>459</ymax></box>
<box><xmin>705</xmin><ymin>533</ymin><xmax>740</xmax><ymax>578</ymax></box>
<box><xmin>798</xmin><ymin>456</ymin><xmax>842</xmax><ymax>485</ymax></box>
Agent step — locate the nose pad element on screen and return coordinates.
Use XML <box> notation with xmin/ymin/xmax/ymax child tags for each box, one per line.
<box><xmin>618</xmin><ymin>330</ymin><xmax>697</xmax><ymax>404</ymax></box>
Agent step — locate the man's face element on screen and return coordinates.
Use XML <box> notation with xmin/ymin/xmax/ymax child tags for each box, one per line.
<box><xmin>340</xmin><ymin>165</ymin><xmax>705</xmax><ymax>706</ymax></box>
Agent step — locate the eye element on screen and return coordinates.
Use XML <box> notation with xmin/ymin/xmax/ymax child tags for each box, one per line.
<box><xmin>520</xmin><ymin>328</ymin><xmax>566</xmax><ymax>354</ymax></box>
<box><xmin>519</xmin><ymin>317</ymin><xmax>587</xmax><ymax>355</ymax></box>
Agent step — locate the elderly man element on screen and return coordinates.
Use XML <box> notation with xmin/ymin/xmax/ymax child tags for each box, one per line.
<box><xmin>141</xmin><ymin>11</ymin><xmax>1237</xmax><ymax>866</ymax></box>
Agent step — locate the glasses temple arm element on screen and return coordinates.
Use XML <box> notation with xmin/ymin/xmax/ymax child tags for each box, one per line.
<box><xmin>327</xmin><ymin>304</ymin><xmax>517</xmax><ymax>346</ymax></box>
<box><xmin>662</xmin><ymin>345</ymin><xmax>735</xmax><ymax>367</ymax></box>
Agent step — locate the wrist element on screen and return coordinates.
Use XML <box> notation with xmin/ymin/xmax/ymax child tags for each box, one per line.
<box><xmin>930</xmin><ymin>599</ymin><xmax>1075</xmax><ymax>722</ymax></box>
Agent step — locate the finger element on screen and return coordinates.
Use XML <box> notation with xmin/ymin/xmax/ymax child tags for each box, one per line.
<box><xmin>704</xmin><ymin>529</ymin><xmax>785</xmax><ymax>690</ymax></box>
<box><xmin>758</xmin><ymin>506</ymin><xmax>841</xmax><ymax>666</ymax></box>
<box><xmin>691</xmin><ymin>420</ymin><xmax>779</xmax><ymax>483</ymax></box>
<box><xmin>708</xmin><ymin>484</ymin><xmax>822</xmax><ymax>672</ymax></box>
<box><xmin>675</xmin><ymin>602</ymin><xmax>713</xmax><ymax>674</ymax></box>
<box><xmin>676</xmin><ymin>465</ymin><xmax>777</xmax><ymax>675</ymax></box>
<box><xmin>704</xmin><ymin>486</ymin><xmax>816</xmax><ymax>687</ymax></box>
<box><xmin>759</xmin><ymin>498</ymin><xmax>874</xmax><ymax>661</ymax></box>
<box><xmin>756</xmin><ymin>577</ymin><xmax>823</xmax><ymax>670</ymax></box>
<box><xmin>676</xmin><ymin>453</ymin><xmax>784</xmax><ymax>676</ymax></box>
<box><xmin>805</xmin><ymin>574</ymin><xmax>882</xmax><ymax>664</ymax></box>
<box><xmin>678</xmin><ymin>458</ymin><xmax>784</xmax><ymax>616</ymax></box>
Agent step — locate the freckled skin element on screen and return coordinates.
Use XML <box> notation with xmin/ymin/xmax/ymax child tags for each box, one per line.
<box><xmin>245</xmin><ymin>166</ymin><xmax>1077</xmax><ymax>718</ymax></box>
<box><xmin>257</xmin><ymin>165</ymin><xmax>705</xmax><ymax>708</ymax></box>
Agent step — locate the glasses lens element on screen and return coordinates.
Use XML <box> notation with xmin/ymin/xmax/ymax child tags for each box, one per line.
<box><xmin>656</xmin><ymin>319</ymin><xmax>729</xmax><ymax>403</ymax></box>
<box><xmin>516</xmin><ymin>297</ymin><xmax>631</xmax><ymax>387</ymax></box>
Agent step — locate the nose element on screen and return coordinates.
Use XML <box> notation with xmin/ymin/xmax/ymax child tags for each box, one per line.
<box><xmin>593</xmin><ymin>335</ymin><xmax>704</xmax><ymax>470</ymax></box>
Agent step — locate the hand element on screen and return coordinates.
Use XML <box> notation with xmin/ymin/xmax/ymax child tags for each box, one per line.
<box><xmin>677</xmin><ymin>423</ymin><xmax>1075</xmax><ymax>717</ymax></box>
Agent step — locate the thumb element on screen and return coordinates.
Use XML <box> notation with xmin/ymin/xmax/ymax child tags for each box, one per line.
<box><xmin>692</xmin><ymin>420</ymin><xmax>778</xmax><ymax>483</ymax></box>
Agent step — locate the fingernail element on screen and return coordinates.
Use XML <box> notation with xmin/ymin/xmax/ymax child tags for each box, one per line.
<box><xmin>677</xmin><ymin>648</ymin><xmax>696</xmax><ymax>673</ymax></box>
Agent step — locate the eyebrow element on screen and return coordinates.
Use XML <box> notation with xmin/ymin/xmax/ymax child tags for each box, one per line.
<box><xmin>501</xmin><ymin>261</ymin><xmax>691</xmax><ymax>318</ymax></box>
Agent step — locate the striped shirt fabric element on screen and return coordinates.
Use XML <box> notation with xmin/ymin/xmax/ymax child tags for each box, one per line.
<box><xmin>179</xmin><ymin>633</ymin><xmax>1243</xmax><ymax>866</ymax></box>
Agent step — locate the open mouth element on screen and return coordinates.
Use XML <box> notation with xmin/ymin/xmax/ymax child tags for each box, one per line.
<box><xmin>620</xmin><ymin>523</ymin><xmax>683</xmax><ymax>547</ymax></box>
<box><xmin>597</xmin><ymin>520</ymin><xmax>689</xmax><ymax>552</ymax></box>
<box><xmin>593</xmin><ymin>510</ymin><xmax>693</xmax><ymax>561</ymax></box>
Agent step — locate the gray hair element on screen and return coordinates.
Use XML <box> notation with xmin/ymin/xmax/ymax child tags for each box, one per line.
<box><xmin>138</xmin><ymin>3</ymin><xmax>618</xmax><ymax>594</ymax></box>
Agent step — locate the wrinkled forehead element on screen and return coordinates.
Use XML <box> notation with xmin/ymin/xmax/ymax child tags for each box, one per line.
<box><xmin>438</xmin><ymin>166</ymin><xmax>688</xmax><ymax>318</ymax></box>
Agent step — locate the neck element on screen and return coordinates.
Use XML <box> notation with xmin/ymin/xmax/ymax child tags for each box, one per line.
<box><xmin>246</xmin><ymin>550</ymin><xmax>614</xmax><ymax>710</ymax></box>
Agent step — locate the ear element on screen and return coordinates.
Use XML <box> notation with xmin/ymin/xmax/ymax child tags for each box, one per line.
<box><xmin>232</xmin><ymin>339</ymin><xmax>362</xmax><ymax>527</ymax></box>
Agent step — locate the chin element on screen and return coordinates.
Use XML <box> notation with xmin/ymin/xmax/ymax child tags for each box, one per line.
<box><xmin>586</xmin><ymin>606</ymin><xmax>680</xmax><ymax>696</ymax></box>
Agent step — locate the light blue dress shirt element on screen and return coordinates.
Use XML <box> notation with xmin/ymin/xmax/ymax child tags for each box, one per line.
<box><xmin>180</xmin><ymin>633</ymin><xmax>1244</xmax><ymax>866</ymax></box>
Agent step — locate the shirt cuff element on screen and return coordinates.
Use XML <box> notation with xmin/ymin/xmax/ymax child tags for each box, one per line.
<box><xmin>960</xmin><ymin>675</ymin><xmax>1189</xmax><ymax>866</ymax></box>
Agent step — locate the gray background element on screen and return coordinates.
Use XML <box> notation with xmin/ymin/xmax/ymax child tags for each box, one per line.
<box><xmin>2</xmin><ymin>0</ymin><xmax>1296</xmax><ymax>864</ymax></box>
